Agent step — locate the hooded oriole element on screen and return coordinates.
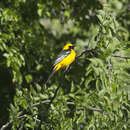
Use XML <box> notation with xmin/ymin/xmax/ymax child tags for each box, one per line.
<box><xmin>46</xmin><ymin>43</ymin><xmax>76</xmax><ymax>84</ymax></box>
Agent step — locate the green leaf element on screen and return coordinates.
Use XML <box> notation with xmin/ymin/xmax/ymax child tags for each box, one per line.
<box><xmin>25</xmin><ymin>74</ymin><xmax>33</xmax><ymax>83</ymax></box>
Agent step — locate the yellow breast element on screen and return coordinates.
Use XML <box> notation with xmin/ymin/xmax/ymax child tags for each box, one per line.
<box><xmin>60</xmin><ymin>49</ymin><xmax>76</xmax><ymax>67</ymax></box>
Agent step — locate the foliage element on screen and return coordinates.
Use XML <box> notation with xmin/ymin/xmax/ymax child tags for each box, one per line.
<box><xmin>0</xmin><ymin>0</ymin><xmax>130</xmax><ymax>129</ymax></box>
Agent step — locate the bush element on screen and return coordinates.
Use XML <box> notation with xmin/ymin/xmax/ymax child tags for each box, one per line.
<box><xmin>0</xmin><ymin>0</ymin><xmax>130</xmax><ymax>129</ymax></box>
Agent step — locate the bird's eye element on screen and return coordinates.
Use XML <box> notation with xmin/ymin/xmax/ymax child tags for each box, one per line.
<box><xmin>69</xmin><ymin>46</ymin><xmax>72</xmax><ymax>49</ymax></box>
<box><xmin>69</xmin><ymin>45</ymin><xmax>74</xmax><ymax>49</ymax></box>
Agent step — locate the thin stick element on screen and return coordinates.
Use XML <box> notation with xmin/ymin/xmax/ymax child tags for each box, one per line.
<box><xmin>112</xmin><ymin>55</ymin><xmax>130</xmax><ymax>59</ymax></box>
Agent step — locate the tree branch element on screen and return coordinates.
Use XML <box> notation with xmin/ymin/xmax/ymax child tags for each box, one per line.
<box><xmin>32</xmin><ymin>99</ymin><xmax>50</xmax><ymax>107</ymax></box>
<box><xmin>0</xmin><ymin>114</ymin><xmax>26</xmax><ymax>130</ymax></box>
<box><xmin>0</xmin><ymin>120</ymin><xmax>13</xmax><ymax>130</ymax></box>
<box><xmin>47</xmin><ymin>86</ymin><xmax>60</xmax><ymax>109</ymax></box>
<box><xmin>67</xmin><ymin>102</ymin><xmax>109</xmax><ymax>114</ymax></box>
<box><xmin>76</xmin><ymin>48</ymin><xmax>95</xmax><ymax>59</ymax></box>
<box><xmin>76</xmin><ymin>48</ymin><xmax>130</xmax><ymax>60</ymax></box>
<box><xmin>37</xmin><ymin>85</ymin><xmax>60</xmax><ymax>129</ymax></box>
<box><xmin>88</xmin><ymin>107</ymin><xmax>109</xmax><ymax>114</ymax></box>
<box><xmin>112</xmin><ymin>55</ymin><xmax>130</xmax><ymax>59</ymax></box>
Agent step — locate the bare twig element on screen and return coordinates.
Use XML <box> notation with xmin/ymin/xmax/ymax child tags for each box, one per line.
<box><xmin>77</xmin><ymin>107</ymin><xmax>104</xmax><ymax>113</ymax></box>
<box><xmin>33</xmin><ymin>117</ymin><xmax>41</xmax><ymax>123</ymax></box>
<box><xmin>88</xmin><ymin>107</ymin><xmax>109</xmax><ymax>114</ymax></box>
<box><xmin>66</xmin><ymin>102</ymin><xmax>109</xmax><ymax>114</ymax></box>
<box><xmin>0</xmin><ymin>114</ymin><xmax>26</xmax><ymax>130</ymax></box>
<box><xmin>38</xmin><ymin>85</ymin><xmax>60</xmax><ymax>129</ymax></box>
<box><xmin>112</xmin><ymin>55</ymin><xmax>130</xmax><ymax>59</ymax></box>
<box><xmin>76</xmin><ymin>49</ymin><xmax>95</xmax><ymax>59</ymax></box>
<box><xmin>76</xmin><ymin>48</ymin><xmax>130</xmax><ymax>60</ymax></box>
<box><xmin>47</xmin><ymin>86</ymin><xmax>60</xmax><ymax>109</ymax></box>
<box><xmin>76</xmin><ymin>47</ymin><xmax>130</xmax><ymax>60</ymax></box>
<box><xmin>32</xmin><ymin>99</ymin><xmax>50</xmax><ymax>107</ymax></box>
<box><xmin>0</xmin><ymin>111</ymin><xmax>25</xmax><ymax>130</ymax></box>
<box><xmin>18</xmin><ymin>117</ymin><xmax>28</xmax><ymax>130</ymax></box>
<box><xmin>0</xmin><ymin>120</ymin><xmax>13</xmax><ymax>130</ymax></box>
<box><xmin>107</xmin><ymin>58</ymin><xmax>112</xmax><ymax>82</ymax></box>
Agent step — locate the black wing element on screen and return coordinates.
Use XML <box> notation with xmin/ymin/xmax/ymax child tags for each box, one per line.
<box><xmin>53</xmin><ymin>50</ymin><xmax>71</xmax><ymax>66</ymax></box>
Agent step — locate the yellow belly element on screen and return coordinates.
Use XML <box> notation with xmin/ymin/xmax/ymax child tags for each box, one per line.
<box><xmin>54</xmin><ymin>49</ymin><xmax>76</xmax><ymax>71</ymax></box>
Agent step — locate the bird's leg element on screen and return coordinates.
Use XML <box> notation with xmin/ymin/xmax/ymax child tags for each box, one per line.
<box><xmin>64</xmin><ymin>65</ymin><xmax>71</xmax><ymax>73</ymax></box>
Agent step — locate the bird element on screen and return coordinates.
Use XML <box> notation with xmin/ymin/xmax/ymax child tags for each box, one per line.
<box><xmin>46</xmin><ymin>43</ymin><xmax>76</xmax><ymax>84</ymax></box>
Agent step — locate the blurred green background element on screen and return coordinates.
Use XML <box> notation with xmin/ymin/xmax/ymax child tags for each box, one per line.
<box><xmin>0</xmin><ymin>0</ymin><xmax>130</xmax><ymax>129</ymax></box>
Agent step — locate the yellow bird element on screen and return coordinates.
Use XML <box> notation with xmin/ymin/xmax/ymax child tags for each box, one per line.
<box><xmin>46</xmin><ymin>43</ymin><xmax>76</xmax><ymax>84</ymax></box>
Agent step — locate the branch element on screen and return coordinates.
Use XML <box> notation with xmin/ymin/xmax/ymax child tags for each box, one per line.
<box><xmin>47</xmin><ymin>86</ymin><xmax>60</xmax><ymax>109</ymax></box>
<box><xmin>112</xmin><ymin>55</ymin><xmax>130</xmax><ymax>59</ymax></box>
<box><xmin>76</xmin><ymin>48</ymin><xmax>95</xmax><ymax>59</ymax></box>
<box><xmin>76</xmin><ymin>47</ymin><xmax>130</xmax><ymax>60</ymax></box>
<box><xmin>33</xmin><ymin>100</ymin><xmax>108</xmax><ymax>114</ymax></box>
<box><xmin>107</xmin><ymin>58</ymin><xmax>112</xmax><ymax>82</ymax></box>
<box><xmin>0</xmin><ymin>120</ymin><xmax>13</xmax><ymax>130</ymax></box>
<box><xmin>37</xmin><ymin>85</ymin><xmax>60</xmax><ymax>129</ymax></box>
<box><xmin>18</xmin><ymin>114</ymin><xmax>32</xmax><ymax>130</ymax></box>
<box><xmin>0</xmin><ymin>114</ymin><xmax>26</xmax><ymax>130</ymax></box>
<box><xmin>0</xmin><ymin>110</ymin><xmax>24</xmax><ymax>130</ymax></box>
<box><xmin>67</xmin><ymin>102</ymin><xmax>109</xmax><ymax>114</ymax></box>
<box><xmin>33</xmin><ymin>101</ymin><xmax>108</xmax><ymax>114</ymax></box>
<box><xmin>32</xmin><ymin>99</ymin><xmax>50</xmax><ymax>107</ymax></box>
<box><xmin>88</xmin><ymin>107</ymin><xmax>109</xmax><ymax>114</ymax></box>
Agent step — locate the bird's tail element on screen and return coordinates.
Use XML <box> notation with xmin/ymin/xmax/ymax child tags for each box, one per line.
<box><xmin>45</xmin><ymin>68</ymin><xmax>56</xmax><ymax>84</ymax></box>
